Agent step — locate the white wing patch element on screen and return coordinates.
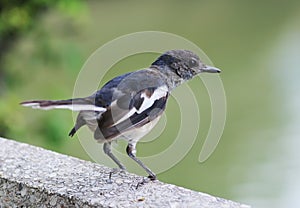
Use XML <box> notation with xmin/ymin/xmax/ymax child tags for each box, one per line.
<box><xmin>137</xmin><ymin>85</ymin><xmax>168</xmax><ymax>114</ymax></box>
<box><xmin>112</xmin><ymin>85</ymin><xmax>168</xmax><ymax>126</ymax></box>
<box><xmin>113</xmin><ymin>108</ymin><xmax>136</xmax><ymax>126</ymax></box>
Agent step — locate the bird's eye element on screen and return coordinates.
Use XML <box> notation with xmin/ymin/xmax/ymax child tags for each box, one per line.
<box><xmin>189</xmin><ymin>58</ymin><xmax>198</xmax><ymax>67</ymax></box>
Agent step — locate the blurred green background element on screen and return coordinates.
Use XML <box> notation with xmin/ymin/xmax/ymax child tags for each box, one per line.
<box><xmin>1</xmin><ymin>0</ymin><xmax>300</xmax><ymax>207</ymax></box>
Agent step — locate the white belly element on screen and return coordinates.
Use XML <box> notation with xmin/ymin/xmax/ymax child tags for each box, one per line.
<box><xmin>120</xmin><ymin>116</ymin><xmax>161</xmax><ymax>144</ymax></box>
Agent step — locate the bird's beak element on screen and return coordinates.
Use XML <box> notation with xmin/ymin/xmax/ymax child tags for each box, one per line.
<box><xmin>201</xmin><ymin>65</ymin><xmax>221</xmax><ymax>73</ymax></box>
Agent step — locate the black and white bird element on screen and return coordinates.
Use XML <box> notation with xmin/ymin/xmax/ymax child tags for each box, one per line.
<box><xmin>21</xmin><ymin>50</ymin><xmax>221</xmax><ymax>180</ymax></box>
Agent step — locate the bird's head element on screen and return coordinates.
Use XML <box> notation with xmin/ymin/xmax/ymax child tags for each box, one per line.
<box><xmin>151</xmin><ymin>50</ymin><xmax>221</xmax><ymax>81</ymax></box>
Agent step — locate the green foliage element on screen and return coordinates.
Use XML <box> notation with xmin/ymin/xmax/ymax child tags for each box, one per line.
<box><xmin>0</xmin><ymin>0</ymin><xmax>84</xmax><ymax>36</ymax></box>
<box><xmin>0</xmin><ymin>0</ymin><xmax>86</xmax><ymax>149</ymax></box>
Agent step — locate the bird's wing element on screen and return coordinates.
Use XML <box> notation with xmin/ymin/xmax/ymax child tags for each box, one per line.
<box><xmin>94</xmin><ymin>69</ymin><xmax>169</xmax><ymax>140</ymax></box>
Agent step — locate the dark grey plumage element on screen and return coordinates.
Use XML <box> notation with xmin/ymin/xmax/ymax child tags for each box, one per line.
<box><xmin>21</xmin><ymin>49</ymin><xmax>221</xmax><ymax>179</ymax></box>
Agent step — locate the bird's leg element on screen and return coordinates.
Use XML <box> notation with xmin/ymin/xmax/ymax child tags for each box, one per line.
<box><xmin>126</xmin><ymin>143</ymin><xmax>156</xmax><ymax>180</ymax></box>
<box><xmin>103</xmin><ymin>142</ymin><xmax>126</xmax><ymax>183</ymax></box>
<box><xmin>103</xmin><ymin>142</ymin><xmax>126</xmax><ymax>170</ymax></box>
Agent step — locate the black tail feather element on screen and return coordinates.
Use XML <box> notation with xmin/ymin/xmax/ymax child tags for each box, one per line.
<box><xmin>68</xmin><ymin>127</ymin><xmax>77</xmax><ymax>137</ymax></box>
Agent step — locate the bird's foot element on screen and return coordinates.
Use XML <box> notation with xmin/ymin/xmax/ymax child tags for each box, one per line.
<box><xmin>106</xmin><ymin>168</ymin><xmax>126</xmax><ymax>184</ymax></box>
<box><xmin>135</xmin><ymin>174</ymin><xmax>157</xmax><ymax>189</ymax></box>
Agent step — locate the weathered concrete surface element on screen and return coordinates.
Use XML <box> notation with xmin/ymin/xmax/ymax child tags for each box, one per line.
<box><xmin>0</xmin><ymin>137</ymin><xmax>250</xmax><ymax>208</ymax></box>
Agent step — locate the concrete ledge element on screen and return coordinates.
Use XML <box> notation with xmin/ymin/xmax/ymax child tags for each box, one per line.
<box><xmin>0</xmin><ymin>137</ymin><xmax>250</xmax><ymax>207</ymax></box>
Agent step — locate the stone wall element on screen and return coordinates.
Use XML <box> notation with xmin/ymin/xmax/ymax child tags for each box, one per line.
<box><xmin>0</xmin><ymin>137</ymin><xmax>250</xmax><ymax>208</ymax></box>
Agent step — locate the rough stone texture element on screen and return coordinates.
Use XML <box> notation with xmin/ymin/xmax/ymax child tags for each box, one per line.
<box><xmin>0</xmin><ymin>137</ymin><xmax>250</xmax><ymax>208</ymax></box>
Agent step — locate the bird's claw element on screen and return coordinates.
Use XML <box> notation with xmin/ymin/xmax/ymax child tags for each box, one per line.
<box><xmin>106</xmin><ymin>168</ymin><xmax>125</xmax><ymax>184</ymax></box>
<box><xmin>135</xmin><ymin>175</ymin><xmax>156</xmax><ymax>189</ymax></box>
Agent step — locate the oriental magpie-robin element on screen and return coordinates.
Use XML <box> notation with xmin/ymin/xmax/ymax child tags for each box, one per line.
<box><xmin>21</xmin><ymin>50</ymin><xmax>221</xmax><ymax>180</ymax></box>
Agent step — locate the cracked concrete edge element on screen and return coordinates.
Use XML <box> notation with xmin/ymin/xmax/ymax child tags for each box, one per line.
<box><xmin>0</xmin><ymin>137</ymin><xmax>250</xmax><ymax>208</ymax></box>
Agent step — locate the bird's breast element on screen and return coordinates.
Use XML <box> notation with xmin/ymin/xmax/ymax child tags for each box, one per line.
<box><xmin>120</xmin><ymin>115</ymin><xmax>162</xmax><ymax>144</ymax></box>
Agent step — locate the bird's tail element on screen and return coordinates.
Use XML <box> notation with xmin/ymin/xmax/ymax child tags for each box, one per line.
<box><xmin>20</xmin><ymin>98</ymin><xmax>106</xmax><ymax>112</ymax></box>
